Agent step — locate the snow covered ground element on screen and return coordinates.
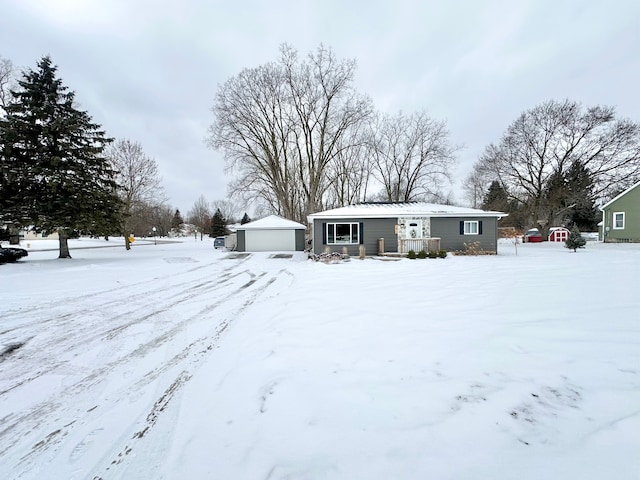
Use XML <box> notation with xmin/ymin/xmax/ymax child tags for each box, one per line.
<box><xmin>1</xmin><ymin>237</ymin><xmax>639</xmax><ymax>480</ymax></box>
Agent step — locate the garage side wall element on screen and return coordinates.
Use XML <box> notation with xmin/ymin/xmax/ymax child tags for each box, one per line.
<box><xmin>295</xmin><ymin>229</ymin><xmax>306</xmax><ymax>251</ymax></box>
<box><xmin>236</xmin><ymin>230</ymin><xmax>246</xmax><ymax>252</ymax></box>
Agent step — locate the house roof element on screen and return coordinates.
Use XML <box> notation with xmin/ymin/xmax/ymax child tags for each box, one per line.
<box><xmin>307</xmin><ymin>203</ymin><xmax>507</xmax><ymax>221</ymax></box>
<box><xmin>237</xmin><ymin>215</ymin><xmax>306</xmax><ymax>230</ymax></box>
<box><xmin>600</xmin><ymin>180</ymin><xmax>640</xmax><ymax>210</ymax></box>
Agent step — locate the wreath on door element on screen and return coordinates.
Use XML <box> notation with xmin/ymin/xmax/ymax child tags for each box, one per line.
<box><xmin>410</xmin><ymin>229</ymin><xmax>417</xmax><ymax>238</ymax></box>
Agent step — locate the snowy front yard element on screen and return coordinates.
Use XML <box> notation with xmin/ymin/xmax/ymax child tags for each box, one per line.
<box><xmin>1</xmin><ymin>238</ymin><xmax>639</xmax><ymax>479</ymax></box>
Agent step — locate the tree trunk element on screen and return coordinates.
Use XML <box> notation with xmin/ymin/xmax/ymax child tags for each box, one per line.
<box><xmin>58</xmin><ymin>230</ymin><xmax>71</xmax><ymax>258</ymax></box>
<box><xmin>9</xmin><ymin>226</ymin><xmax>20</xmax><ymax>245</ymax></box>
<box><xmin>124</xmin><ymin>234</ymin><xmax>131</xmax><ymax>250</ymax></box>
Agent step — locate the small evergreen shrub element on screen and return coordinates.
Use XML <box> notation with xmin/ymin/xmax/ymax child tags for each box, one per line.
<box><xmin>427</xmin><ymin>250</ymin><xmax>438</xmax><ymax>258</ymax></box>
<box><xmin>437</xmin><ymin>249</ymin><xmax>448</xmax><ymax>258</ymax></box>
<box><xmin>417</xmin><ymin>249</ymin><xmax>427</xmax><ymax>259</ymax></box>
<box><xmin>407</xmin><ymin>249</ymin><xmax>417</xmax><ymax>259</ymax></box>
<box><xmin>565</xmin><ymin>227</ymin><xmax>586</xmax><ymax>252</ymax></box>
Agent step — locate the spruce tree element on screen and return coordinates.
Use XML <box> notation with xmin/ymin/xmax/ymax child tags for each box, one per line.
<box><xmin>210</xmin><ymin>208</ymin><xmax>227</xmax><ymax>237</ymax></box>
<box><xmin>565</xmin><ymin>160</ymin><xmax>598</xmax><ymax>231</ymax></box>
<box><xmin>0</xmin><ymin>56</ymin><xmax>121</xmax><ymax>258</ymax></box>
<box><xmin>171</xmin><ymin>209</ymin><xmax>184</xmax><ymax>232</ymax></box>
<box><xmin>481</xmin><ymin>180</ymin><xmax>509</xmax><ymax>212</ymax></box>
<box><xmin>240</xmin><ymin>212</ymin><xmax>251</xmax><ymax>225</ymax></box>
<box><xmin>565</xmin><ymin>226</ymin><xmax>586</xmax><ymax>252</ymax></box>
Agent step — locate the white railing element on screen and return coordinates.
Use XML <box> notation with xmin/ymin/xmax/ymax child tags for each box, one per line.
<box><xmin>399</xmin><ymin>238</ymin><xmax>441</xmax><ymax>254</ymax></box>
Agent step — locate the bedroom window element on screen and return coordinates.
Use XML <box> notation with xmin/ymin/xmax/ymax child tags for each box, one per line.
<box><xmin>463</xmin><ymin>221</ymin><xmax>479</xmax><ymax>235</ymax></box>
<box><xmin>613</xmin><ymin>212</ymin><xmax>625</xmax><ymax>229</ymax></box>
<box><xmin>326</xmin><ymin>223</ymin><xmax>359</xmax><ymax>244</ymax></box>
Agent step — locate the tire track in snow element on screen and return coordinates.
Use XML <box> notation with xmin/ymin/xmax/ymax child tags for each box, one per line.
<box><xmin>0</xmin><ymin>261</ymin><xmax>256</xmax><ymax>395</ymax></box>
<box><xmin>0</xmin><ymin>253</ymin><xmax>253</xmax><ymax>336</ymax></box>
<box><xmin>94</xmin><ymin>269</ymin><xmax>294</xmax><ymax>478</ymax></box>
<box><xmin>1</xmin><ymin>262</ymin><xmax>295</xmax><ymax>480</ymax></box>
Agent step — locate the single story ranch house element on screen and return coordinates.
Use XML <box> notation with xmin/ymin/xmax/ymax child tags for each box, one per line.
<box><xmin>307</xmin><ymin>203</ymin><xmax>507</xmax><ymax>256</ymax></box>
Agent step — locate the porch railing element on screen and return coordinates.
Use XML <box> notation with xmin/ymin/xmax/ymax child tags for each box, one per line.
<box><xmin>399</xmin><ymin>237</ymin><xmax>441</xmax><ymax>254</ymax></box>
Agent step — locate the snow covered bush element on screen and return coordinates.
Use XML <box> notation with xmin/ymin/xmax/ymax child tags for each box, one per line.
<box><xmin>454</xmin><ymin>242</ymin><xmax>494</xmax><ymax>256</ymax></box>
<box><xmin>308</xmin><ymin>251</ymin><xmax>350</xmax><ymax>263</ymax></box>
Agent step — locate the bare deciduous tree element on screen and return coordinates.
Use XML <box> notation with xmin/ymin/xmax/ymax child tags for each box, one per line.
<box><xmin>188</xmin><ymin>194</ymin><xmax>211</xmax><ymax>240</ymax></box>
<box><xmin>107</xmin><ymin>139</ymin><xmax>166</xmax><ymax>249</ymax></box>
<box><xmin>472</xmin><ymin>99</ymin><xmax>640</xmax><ymax>231</ymax></box>
<box><xmin>462</xmin><ymin>168</ymin><xmax>491</xmax><ymax>208</ymax></box>
<box><xmin>1</xmin><ymin>56</ymin><xmax>17</xmax><ymax>115</ymax></box>
<box><xmin>211</xmin><ymin>199</ymin><xmax>240</xmax><ymax>224</ymax></box>
<box><xmin>371</xmin><ymin>111</ymin><xmax>458</xmax><ymax>202</ymax></box>
<box><xmin>209</xmin><ymin>44</ymin><xmax>373</xmax><ymax>223</ymax></box>
<box><xmin>324</xmin><ymin>125</ymin><xmax>373</xmax><ymax>208</ymax></box>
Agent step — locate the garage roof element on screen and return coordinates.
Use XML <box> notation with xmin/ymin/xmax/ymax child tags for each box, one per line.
<box><xmin>237</xmin><ymin>215</ymin><xmax>306</xmax><ymax>230</ymax></box>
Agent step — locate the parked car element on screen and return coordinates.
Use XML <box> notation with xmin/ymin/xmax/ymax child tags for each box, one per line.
<box><xmin>0</xmin><ymin>246</ymin><xmax>28</xmax><ymax>263</ymax></box>
<box><xmin>523</xmin><ymin>228</ymin><xmax>543</xmax><ymax>243</ymax></box>
<box><xmin>213</xmin><ymin>236</ymin><xmax>226</xmax><ymax>249</ymax></box>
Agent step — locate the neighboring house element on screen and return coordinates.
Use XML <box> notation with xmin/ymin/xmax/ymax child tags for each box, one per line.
<box><xmin>236</xmin><ymin>215</ymin><xmax>306</xmax><ymax>252</ymax></box>
<box><xmin>600</xmin><ymin>181</ymin><xmax>640</xmax><ymax>243</ymax></box>
<box><xmin>307</xmin><ymin>203</ymin><xmax>507</xmax><ymax>256</ymax></box>
<box><xmin>22</xmin><ymin>230</ymin><xmax>59</xmax><ymax>241</ymax></box>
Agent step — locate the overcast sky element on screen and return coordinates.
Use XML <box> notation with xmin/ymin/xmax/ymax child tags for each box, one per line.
<box><xmin>1</xmin><ymin>0</ymin><xmax>638</xmax><ymax>215</ymax></box>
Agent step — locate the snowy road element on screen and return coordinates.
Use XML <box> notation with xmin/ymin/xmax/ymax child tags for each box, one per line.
<box><xmin>1</xmin><ymin>245</ymin><xmax>297</xmax><ymax>479</ymax></box>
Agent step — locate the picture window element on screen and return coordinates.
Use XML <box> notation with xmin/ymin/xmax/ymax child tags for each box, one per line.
<box><xmin>326</xmin><ymin>223</ymin><xmax>359</xmax><ymax>244</ymax></box>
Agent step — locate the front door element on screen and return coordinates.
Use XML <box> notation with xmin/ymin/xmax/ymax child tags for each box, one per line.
<box><xmin>406</xmin><ymin>220</ymin><xmax>422</xmax><ymax>239</ymax></box>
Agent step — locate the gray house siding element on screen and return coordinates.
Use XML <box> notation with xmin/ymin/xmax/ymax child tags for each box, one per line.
<box><xmin>431</xmin><ymin>217</ymin><xmax>498</xmax><ymax>252</ymax></box>
<box><xmin>312</xmin><ymin>218</ymin><xmax>397</xmax><ymax>255</ymax></box>
<box><xmin>236</xmin><ymin>230</ymin><xmax>246</xmax><ymax>252</ymax></box>
<box><xmin>601</xmin><ymin>183</ymin><xmax>640</xmax><ymax>243</ymax></box>
<box><xmin>313</xmin><ymin>216</ymin><xmax>500</xmax><ymax>255</ymax></box>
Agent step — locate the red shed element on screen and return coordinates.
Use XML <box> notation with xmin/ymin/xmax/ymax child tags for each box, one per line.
<box><xmin>548</xmin><ymin>227</ymin><xmax>570</xmax><ymax>242</ymax></box>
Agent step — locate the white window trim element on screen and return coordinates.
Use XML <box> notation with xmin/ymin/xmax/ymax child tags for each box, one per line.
<box><xmin>613</xmin><ymin>211</ymin><xmax>625</xmax><ymax>230</ymax></box>
<box><xmin>326</xmin><ymin>222</ymin><xmax>359</xmax><ymax>244</ymax></box>
<box><xmin>464</xmin><ymin>221</ymin><xmax>479</xmax><ymax>235</ymax></box>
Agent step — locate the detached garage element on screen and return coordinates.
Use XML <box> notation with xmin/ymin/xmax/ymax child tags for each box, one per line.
<box><xmin>236</xmin><ymin>215</ymin><xmax>307</xmax><ymax>252</ymax></box>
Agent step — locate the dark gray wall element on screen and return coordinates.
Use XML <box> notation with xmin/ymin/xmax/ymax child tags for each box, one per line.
<box><xmin>295</xmin><ymin>229</ymin><xmax>306</xmax><ymax>251</ymax></box>
<box><xmin>313</xmin><ymin>218</ymin><xmax>397</xmax><ymax>255</ymax></box>
<box><xmin>236</xmin><ymin>230</ymin><xmax>246</xmax><ymax>252</ymax></box>
<box><xmin>431</xmin><ymin>217</ymin><xmax>498</xmax><ymax>252</ymax></box>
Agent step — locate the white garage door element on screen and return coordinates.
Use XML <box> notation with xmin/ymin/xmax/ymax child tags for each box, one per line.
<box><xmin>245</xmin><ymin>229</ymin><xmax>296</xmax><ymax>252</ymax></box>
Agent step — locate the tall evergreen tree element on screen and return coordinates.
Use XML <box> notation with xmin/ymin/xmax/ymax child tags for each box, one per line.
<box><xmin>564</xmin><ymin>160</ymin><xmax>598</xmax><ymax>231</ymax></box>
<box><xmin>481</xmin><ymin>181</ymin><xmax>509</xmax><ymax>212</ymax></box>
<box><xmin>0</xmin><ymin>56</ymin><xmax>121</xmax><ymax>258</ymax></box>
<box><xmin>210</xmin><ymin>208</ymin><xmax>227</xmax><ymax>237</ymax></box>
<box><xmin>240</xmin><ymin>212</ymin><xmax>251</xmax><ymax>225</ymax></box>
<box><xmin>171</xmin><ymin>209</ymin><xmax>184</xmax><ymax>232</ymax></box>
